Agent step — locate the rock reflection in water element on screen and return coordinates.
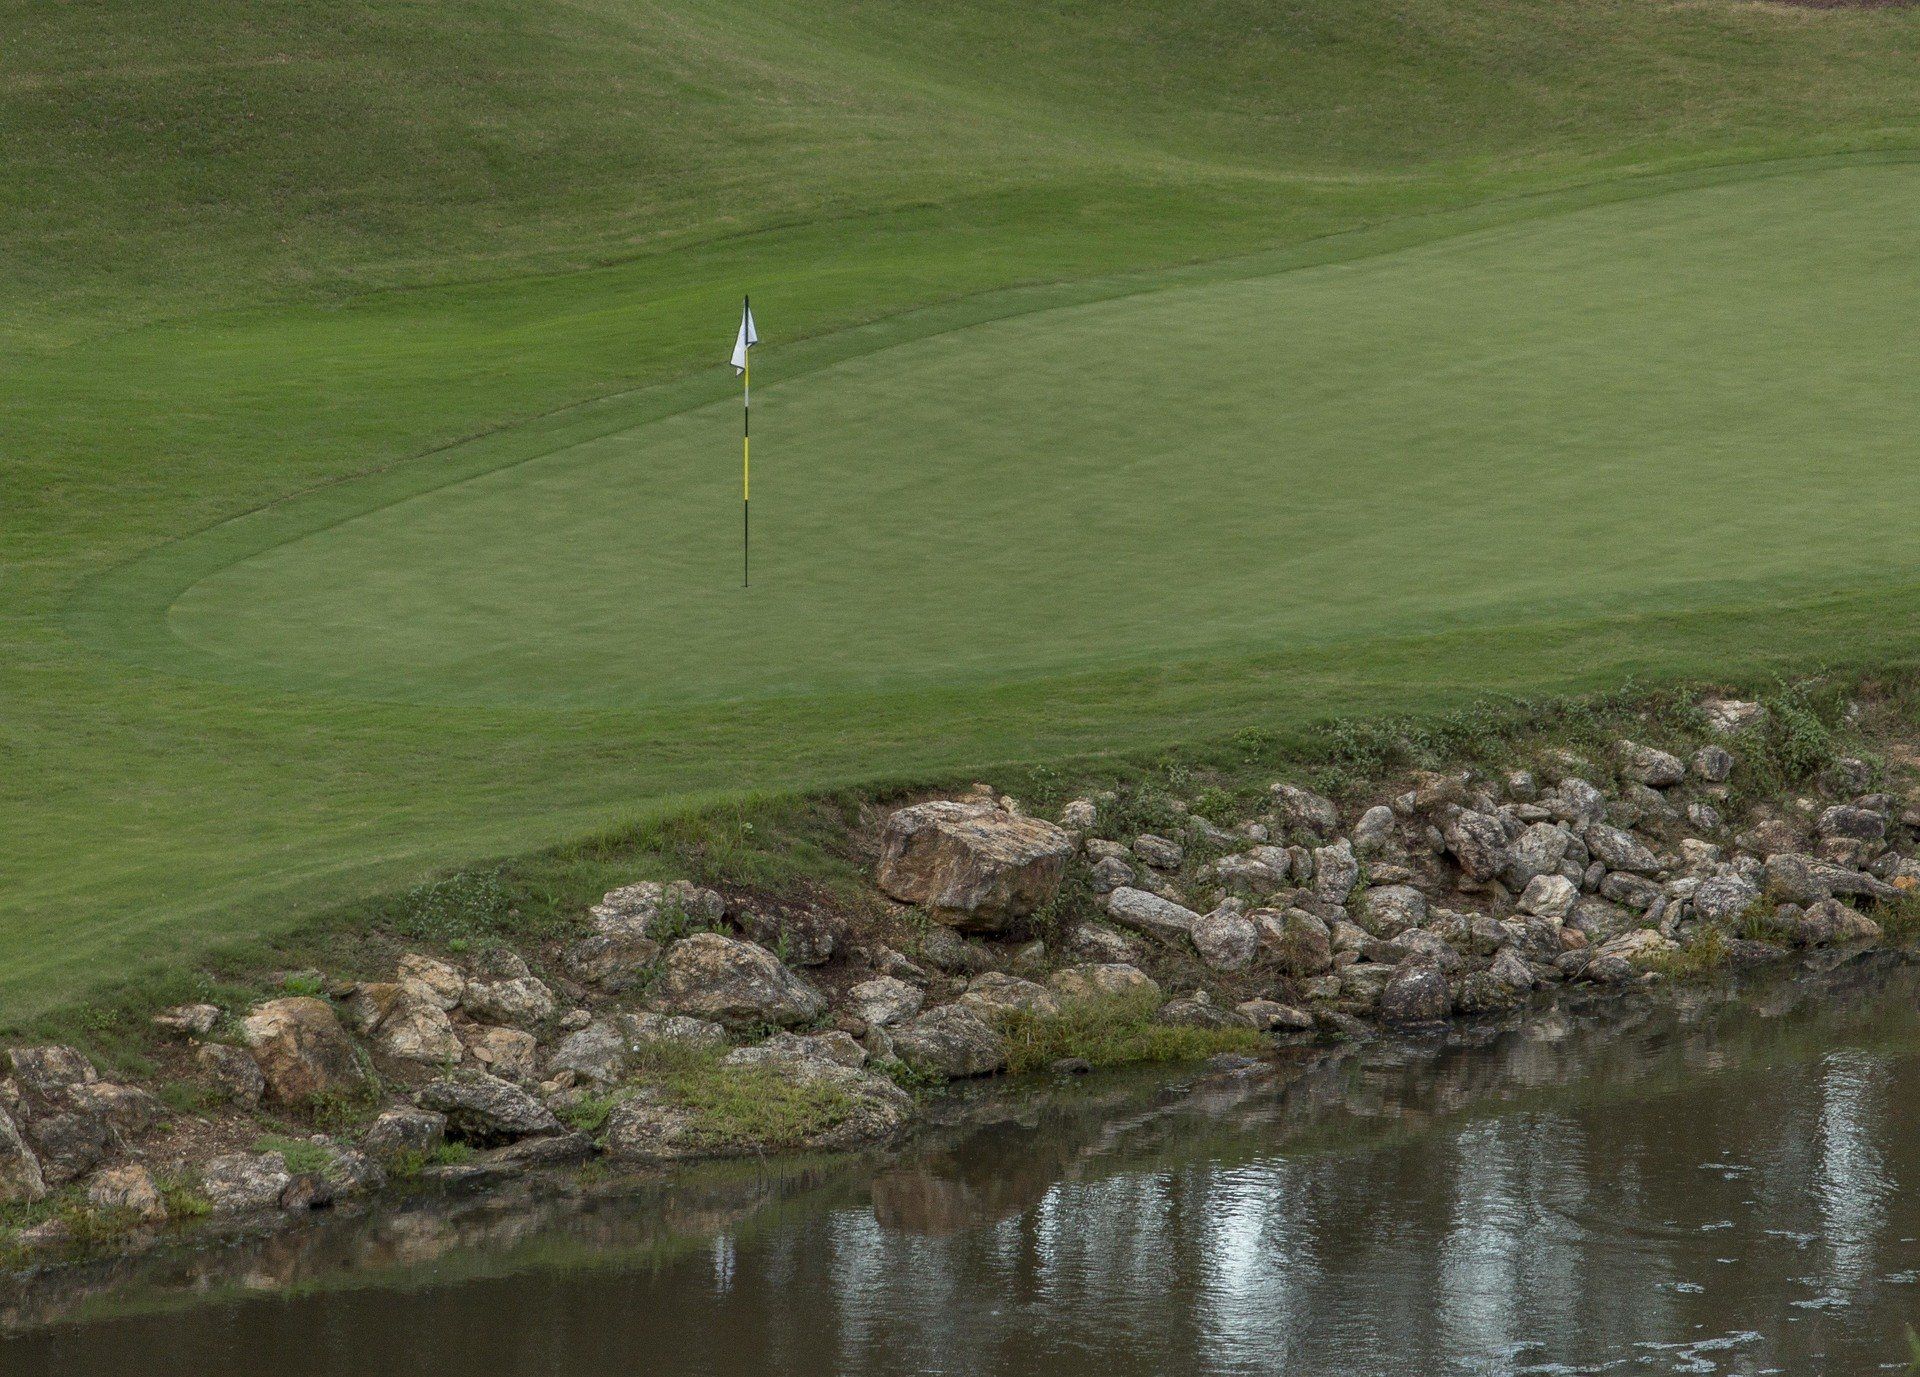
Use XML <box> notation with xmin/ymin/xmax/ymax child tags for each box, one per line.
<box><xmin>7</xmin><ymin>954</ymin><xmax>1920</xmax><ymax>1376</ymax></box>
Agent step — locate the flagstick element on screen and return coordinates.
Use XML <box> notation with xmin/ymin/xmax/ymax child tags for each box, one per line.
<box><xmin>742</xmin><ymin>344</ymin><xmax>751</xmax><ymax>589</ymax></box>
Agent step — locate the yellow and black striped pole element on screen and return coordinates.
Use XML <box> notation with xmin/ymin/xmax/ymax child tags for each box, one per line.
<box><xmin>742</xmin><ymin>337</ymin><xmax>750</xmax><ymax>589</ymax></box>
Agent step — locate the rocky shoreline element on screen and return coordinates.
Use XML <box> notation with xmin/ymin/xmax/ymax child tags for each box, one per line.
<box><xmin>3</xmin><ymin>684</ymin><xmax>1917</xmax><ymax>1271</ymax></box>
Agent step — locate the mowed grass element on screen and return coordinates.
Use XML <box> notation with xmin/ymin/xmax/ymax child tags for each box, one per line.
<box><xmin>7</xmin><ymin>0</ymin><xmax>1920</xmax><ymax>1017</ymax></box>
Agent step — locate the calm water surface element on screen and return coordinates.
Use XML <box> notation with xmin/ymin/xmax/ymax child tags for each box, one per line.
<box><xmin>8</xmin><ymin>955</ymin><xmax>1920</xmax><ymax>1375</ymax></box>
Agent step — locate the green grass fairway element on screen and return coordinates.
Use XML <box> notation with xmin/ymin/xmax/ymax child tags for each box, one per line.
<box><xmin>9</xmin><ymin>0</ymin><xmax>1920</xmax><ymax>1017</ymax></box>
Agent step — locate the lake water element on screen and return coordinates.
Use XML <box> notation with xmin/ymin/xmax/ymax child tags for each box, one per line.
<box><xmin>7</xmin><ymin>953</ymin><xmax>1920</xmax><ymax>1375</ymax></box>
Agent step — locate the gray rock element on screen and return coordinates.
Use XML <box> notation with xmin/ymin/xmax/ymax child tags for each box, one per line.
<box><xmin>372</xmin><ymin>988</ymin><xmax>465</xmax><ymax>1064</ymax></box>
<box><xmin>1567</xmin><ymin>896</ymin><xmax>1636</xmax><ymax>943</ymax></box>
<box><xmin>8</xmin><ymin>1046</ymin><xmax>97</xmax><ymax>1100</ymax></box>
<box><xmin>25</xmin><ymin>1112</ymin><xmax>114</xmax><ymax>1185</ymax></box>
<box><xmin>152</xmin><ymin>1004</ymin><xmax>221</xmax><ymax>1039</ymax></box>
<box><xmin>195</xmin><ymin>1043</ymin><xmax>266</xmax><ymax>1105</ymax></box>
<box><xmin>1312</xmin><ymin>840</ymin><xmax>1360</xmax><ymax>905</ymax></box>
<box><xmin>846</xmin><ymin>976</ymin><xmax>925</xmax><ymax>1029</ymax></box>
<box><xmin>1154</xmin><ymin>992</ymin><xmax>1254</xmax><ymax>1030</ymax></box>
<box><xmin>1693</xmin><ymin>874</ymin><xmax>1761</xmax><ymax>924</ymax></box>
<box><xmin>0</xmin><ymin>1105</ymin><xmax>45</xmax><ymax>1203</ymax></box>
<box><xmin>1692</xmin><ymin>746</ymin><xmax>1735</xmax><ymax>784</ymax></box>
<box><xmin>1089</xmin><ymin>855</ymin><xmax>1137</xmax><ymax>895</ymax></box>
<box><xmin>1817</xmin><ymin>805</ymin><xmax>1887</xmax><ymax>843</ymax></box>
<box><xmin>1351</xmin><ymin>806</ymin><xmax>1398</xmax><ymax>856</ymax></box>
<box><xmin>1065</xmin><ymin>923</ymin><xmax>1140</xmax><ymax>964</ymax></box>
<box><xmin>1550</xmin><ymin>778</ymin><xmax>1608</xmax><ymax>827</ymax></box>
<box><xmin>1204</xmin><ymin>846</ymin><xmax>1292</xmax><ymax>895</ymax></box>
<box><xmin>1764</xmin><ymin>853</ymin><xmax>1897</xmax><ymax>906</ymax></box>
<box><xmin>1132</xmin><ymin>833</ymin><xmax>1185</xmax><ymax>869</ymax></box>
<box><xmin>1397</xmin><ymin>928</ymin><xmax>1463</xmax><ymax>973</ymax></box>
<box><xmin>734</xmin><ymin>907</ymin><xmax>842</xmax><ymax>967</ymax></box>
<box><xmin>548</xmin><ymin>1012</ymin><xmax>726</xmax><ymax>1085</ymax></box>
<box><xmin>1490</xmin><ymin>945</ymin><xmax>1536</xmax><ymax>990</ymax></box>
<box><xmin>561</xmin><ymin>932</ymin><xmax>662</xmax><ymax>992</ymax></box>
<box><xmin>647</xmin><ymin>933</ymin><xmax>826</xmax><ymax>1029</ymax></box>
<box><xmin>723</xmin><ymin>1031</ymin><xmax>868</xmax><ymax>1071</ymax></box>
<box><xmin>1060</xmin><ymin>799</ymin><xmax>1098</xmax><ymax>831</ymax></box>
<box><xmin>891</xmin><ymin>1005</ymin><xmax>1006</xmax><ymax>1078</ymax></box>
<box><xmin>1615</xmin><ymin>740</ymin><xmax>1686</xmax><ymax>787</ymax></box>
<box><xmin>1046</xmin><ymin>964</ymin><xmax>1159</xmax><ymax>1004</ymax></box>
<box><xmin>1599</xmin><ymin>871</ymin><xmax>1662</xmax><ymax>910</ymax></box>
<box><xmin>1270</xmin><ymin>783</ymin><xmax>1338</xmax><ymax>838</ymax></box>
<box><xmin>1191</xmin><ymin>908</ymin><xmax>1259</xmax><ymax>971</ymax></box>
<box><xmin>461</xmin><ymin>974</ymin><xmax>555</xmax><ymax>1029</ymax></box>
<box><xmin>419</xmin><ymin>1071</ymin><xmax>561</xmax><ymax>1144</ymax></box>
<box><xmin>1517</xmin><ymin>873</ymin><xmax>1577</xmax><ymax>920</ymax></box>
<box><xmin>363</xmin><ymin>1107</ymin><xmax>447</xmax><ymax>1162</ymax></box>
<box><xmin>876</xmin><ymin>800</ymin><xmax>1073</xmax><ymax>930</ymax></box>
<box><xmin>1104</xmin><ymin>887</ymin><xmax>1199</xmax><ymax>940</ymax></box>
<box><xmin>239</xmin><ymin>998</ymin><xmax>365</xmax><ymax>1104</ymax></box>
<box><xmin>1357</xmin><ymin>884</ymin><xmax>1427</xmax><ymax>937</ymax></box>
<box><xmin>1584</xmin><ymin>824</ymin><xmax>1661</xmax><ymax>875</ymax></box>
<box><xmin>1700</xmin><ymin>699</ymin><xmax>1765</xmax><ymax>736</ymax></box>
<box><xmin>1443</xmin><ymin>810</ymin><xmax>1510</xmax><ymax>881</ymax></box>
<box><xmin>1379</xmin><ymin>964</ymin><xmax>1452</xmax><ymax>1024</ymax></box>
<box><xmin>1503</xmin><ymin>822</ymin><xmax>1571</xmax><ymax>891</ymax></box>
<box><xmin>86</xmin><ymin>1164</ymin><xmax>166</xmax><ymax>1223</ymax></box>
<box><xmin>958</xmin><ymin>972</ymin><xmax>1061</xmax><ymax>1019</ymax></box>
<box><xmin>1453</xmin><ymin>971</ymin><xmax>1521</xmax><ymax>1016</ymax></box>
<box><xmin>1253</xmin><ymin>908</ymin><xmax>1332</xmax><ymax>977</ymax></box>
<box><xmin>200</xmin><ymin>1152</ymin><xmax>293</xmax><ymax>1214</ymax></box>
<box><xmin>1818</xmin><ymin>757</ymin><xmax>1872</xmax><ymax>797</ymax></box>
<box><xmin>1236</xmin><ymin>999</ymin><xmax>1314</xmax><ymax>1031</ymax></box>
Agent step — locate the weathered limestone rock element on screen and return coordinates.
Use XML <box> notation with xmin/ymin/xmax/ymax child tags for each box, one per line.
<box><xmin>372</xmin><ymin>989</ymin><xmax>465</xmax><ymax>1065</ymax></box>
<box><xmin>152</xmin><ymin>1004</ymin><xmax>220</xmax><ymax>1039</ymax></box>
<box><xmin>1060</xmin><ymin>799</ymin><xmax>1098</xmax><ymax>831</ymax></box>
<box><xmin>1352</xmin><ymin>806</ymin><xmax>1398</xmax><ymax>856</ymax></box>
<box><xmin>1517</xmin><ymin>874</ymin><xmax>1578</xmax><ymax>920</ymax></box>
<box><xmin>1191</xmin><ymin>907</ymin><xmax>1259</xmax><ymax>971</ymax></box>
<box><xmin>1154</xmin><ymin>990</ymin><xmax>1253</xmax><ymax>1030</ymax></box>
<box><xmin>461</xmin><ymin>1025</ymin><xmax>540</xmax><ymax>1081</ymax></box>
<box><xmin>1132</xmin><ymin>833</ymin><xmax>1184</xmax><ymax>869</ymax></box>
<box><xmin>1597</xmin><ymin>928</ymin><xmax>1676</xmax><ymax>965</ymax></box>
<box><xmin>8</xmin><ymin>1047</ymin><xmax>97</xmax><ymax>1100</ymax></box>
<box><xmin>196</xmin><ymin>1043</ymin><xmax>267</xmax><ymax>1105</ymax></box>
<box><xmin>1236</xmin><ymin>999</ymin><xmax>1313</xmax><ymax>1031</ymax></box>
<box><xmin>724</xmin><ymin>1031</ymin><xmax>868</xmax><ymax>1071</ymax></box>
<box><xmin>1357</xmin><ymin>884</ymin><xmax>1427</xmax><ymax>937</ymax></box>
<box><xmin>200</xmin><ymin>1152</ymin><xmax>293</xmax><ymax>1214</ymax></box>
<box><xmin>891</xmin><ymin>1005</ymin><xmax>1006</xmax><ymax>1078</ymax></box>
<box><xmin>1700</xmin><ymin>699</ymin><xmax>1765</xmax><ymax>736</ymax></box>
<box><xmin>1442</xmin><ymin>810</ymin><xmax>1510</xmax><ymax>882</ymax></box>
<box><xmin>419</xmin><ymin>1071</ymin><xmax>561</xmax><ymax>1144</ymax></box>
<box><xmin>364</xmin><ymin>1107</ymin><xmax>448</xmax><ymax>1162</ymax></box>
<box><xmin>1046</xmin><ymin>963</ymin><xmax>1159</xmax><ymax>1004</ymax></box>
<box><xmin>958</xmin><ymin>972</ymin><xmax>1061</xmax><ymax>1019</ymax></box>
<box><xmin>1818</xmin><ymin>804</ymin><xmax>1887</xmax><ymax>843</ymax></box>
<box><xmin>735</xmin><ymin>907</ymin><xmax>842</xmax><ymax>967</ymax></box>
<box><xmin>1615</xmin><ymin>740</ymin><xmax>1686</xmax><ymax>788</ymax></box>
<box><xmin>240</xmin><ymin>998</ymin><xmax>365</xmax><ymax>1104</ymax></box>
<box><xmin>876</xmin><ymin>801</ymin><xmax>1073</xmax><ymax>930</ymax></box>
<box><xmin>1693</xmin><ymin>874</ymin><xmax>1761</xmax><ymax>924</ymax></box>
<box><xmin>1692</xmin><ymin>745</ymin><xmax>1735</xmax><ymax>784</ymax></box>
<box><xmin>461</xmin><ymin>973</ymin><xmax>555</xmax><ymax>1030</ymax></box>
<box><xmin>1104</xmin><ymin>887</ymin><xmax>1199</xmax><ymax>940</ymax></box>
<box><xmin>1089</xmin><ymin>854</ymin><xmax>1136</xmax><ymax>895</ymax></box>
<box><xmin>87</xmin><ymin>1164</ymin><xmax>166</xmax><ymax>1224</ymax></box>
<box><xmin>1765</xmin><ymin>853</ymin><xmax>1897</xmax><ymax>906</ymax></box>
<box><xmin>1379</xmin><ymin>963</ymin><xmax>1452</xmax><ymax>1024</ymax></box>
<box><xmin>846</xmin><ymin>977</ymin><xmax>924</xmax><ymax>1029</ymax></box>
<box><xmin>1270</xmin><ymin>784</ymin><xmax>1338</xmax><ymax>838</ymax></box>
<box><xmin>1584</xmin><ymin>824</ymin><xmax>1661</xmax><ymax>876</ymax></box>
<box><xmin>396</xmin><ymin>953</ymin><xmax>466</xmax><ymax>1010</ymax></box>
<box><xmin>1253</xmin><ymin>908</ymin><xmax>1332</xmax><ymax>977</ymax></box>
<box><xmin>561</xmin><ymin>932</ymin><xmax>663</xmax><ymax>992</ymax></box>
<box><xmin>0</xmin><ymin>1105</ymin><xmax>45</xmax><ymax>1203</ymax></box>
<box><xmin>1313</xmin><ymin>840</ymin><xmax>1360</xmax><ymax>905</ymax></box>
<box><xmin>1205</xmin><ymin>846</ymin><xmax>1292</xmax><ymax>895</ymax></box>
<box><xmin>647</xmin><ymin>933</ymin><xmax>825</xmax><ymax>1029</ymax></box>
<box><xmin>547</xmin><ymin>1012</ymin><xmax>726</xmax><ymax>1085</ymax></box>
<box><xmin>1504</xmin><ymin>823</ymin><xmax>1572</xmax><ymax>892</ymax></box>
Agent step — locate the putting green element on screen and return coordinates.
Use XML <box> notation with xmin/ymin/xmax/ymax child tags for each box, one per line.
<box><xmin>153</xmin><ymin>164</ymin><xmax>1920</xmax><ymax>709</ymax></box>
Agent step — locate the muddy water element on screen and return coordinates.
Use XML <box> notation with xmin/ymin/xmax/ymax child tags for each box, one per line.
<box><xmin>8</xmin><ymin>955</ymin><xmax>1920</xmax><ymax>1375</ymax></box>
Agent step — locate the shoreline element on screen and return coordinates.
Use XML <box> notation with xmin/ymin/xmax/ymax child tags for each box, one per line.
<box><xmin>4</xmin><ymin>674</ymin><xmax>1919</xmax><ymax>1284</ymax></box>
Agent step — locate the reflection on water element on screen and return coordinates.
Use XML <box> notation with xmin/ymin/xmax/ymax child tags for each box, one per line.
<box><xmin>9</xmin><ymin>953</ymin><xmax>1920</xmax><ymax>1375</ymax></box>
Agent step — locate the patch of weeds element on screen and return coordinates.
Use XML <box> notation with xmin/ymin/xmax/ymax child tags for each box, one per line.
<box><xmin>291</xmin><ymin>1077</ymin><xmax>382</xmax><ymax>1133</ymax></box>
<box><xmin>1733</xmin><ymin>902</ymin><xmax>1800</xmax><ymax>945</ymax></box>
<box><xmin>995</xmin><ymin>993</ymin><xmax>1264</xmax><ymax>1075</ymax></box>
<box><xmin>1642</xmin><ymin>927</ymin><xmax>1729</xmax><ymax>981</ymax></box>
<box><xmin>278</xmin><ymin>971</ymin><xmax>325</xmax><ymax>997</ymax></box>
<box><xmin>875</xmin><ymin>1056</ymin><xmax>946</xmax><ymax>1095</ymax></box>
<box><xmin>1872</xmin><ymin>892</ymin><xmax>1920</xmax><ymax>943</ymax></box>
<box><xmin>1029</xmin><ymin>867</ymin><xmax>1098</xmax><ymax>948</ymax></box>
<box><xmin>256</xmin><ymin>1134</ymin><xmax>334</xmax><ymax>1174</ymax></box>
<box><xmin>648</xmin><ymin>899</ymin><xmax>726</xmax><ymax>946</ymax></box>
<box><xmin>556</xmin><ymin>1091</ymin><xmax>624</xmax><ymax>1137</ymax></box>
<box><xmin>388</xmin><ymin>1141</ymin><xmax>478</xmax><ymax>1178</ymax></box>
<box><xmin>388</xmin><ymin>866</ymin><xmax>517</xmax><ymax>945</ymax></box>
<box><xmin>1187</xmin><ymin>785</ymin><xmax>1240</xmax><ymax>827</ymax></box>
<box><xmin>155</xmin><ymin>1080</ymin><xmax>221</xmax><ymax>1116</ymax></box>
<box><xmin>157</xmin><ymin>1178</ymin><xmax>211</xmax><ymax>1220</ymax></box>
<box><xmin>654</xmin><ymin>1055</ymin><xmax>856</xmax><ymax>1152</ymax></box>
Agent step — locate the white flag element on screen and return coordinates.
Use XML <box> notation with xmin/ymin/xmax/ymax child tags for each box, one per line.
<box><xmin>731</xmin><ymin>298</ymin><xmax>758</xmax><ymax>374</ymax></box>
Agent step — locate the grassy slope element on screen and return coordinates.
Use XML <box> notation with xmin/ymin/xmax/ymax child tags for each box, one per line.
<box><xmin>5</xmin><ymin>0</ymin><xmax>1920</xmax><ymax>1015</ymax></box>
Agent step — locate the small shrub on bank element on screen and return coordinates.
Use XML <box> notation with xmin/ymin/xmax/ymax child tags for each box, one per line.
<box><xmin>996</xmin><ymin>994</ymin><xmax>1264</xmax><ymax>1075</ymax></box>
<box><xmin>657</xmin><ymin>1058</ymin><xmax>855</xmax><ymax>1152</ymax></box>
<box><xmin>1644</xmin><ymin>928</ymin><xmax>1729</xmax><ymax>981</ymax></box>
<box><xmin>255</xmin><ymin>1135</ymin><xmax>333</xmax><ymax>1174</ymax></box>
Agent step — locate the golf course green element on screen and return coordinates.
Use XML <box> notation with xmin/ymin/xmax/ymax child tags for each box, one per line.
<box><xmin>10</xmin><ymin>0</ymin><xmax>1920</xmax><ymax>1017</ymax></box>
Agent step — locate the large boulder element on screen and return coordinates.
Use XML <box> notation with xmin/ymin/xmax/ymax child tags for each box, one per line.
<box><xmin>240</xmin><ymin>998</ymin><xmax>365</xmax><ymax>1104</ymax></box>
<box><xmin>418</xmin><ymin>1071</ymin><xmax>560</xmax><ymax>1145</ymax></box>
<box><xmin>647</xmin><ymin>934</ymin><xmax>825</xmax><ymax>1029</ymax></box>
<box><xmin>876</xmin><ymin>801</ymin><xmax>1072</xmax><ymax>931</ymax></box>
<box><xmin>891</xmin><ymin>1005</ymin><xmax>1006</xmax><ymax>1078</ymax></box>
<box><xmin>1104</xmin><ymin>887</ymin><xmax>1199</xmax><ymax>940</ymax></box>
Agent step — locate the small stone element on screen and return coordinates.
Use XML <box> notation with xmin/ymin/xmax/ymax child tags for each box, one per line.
<box><xmin>1518</xmin><ymin>874</ymin><xmax>1577</xmax><ymax>920</ymax></box>
<box><xmin>1270</xmin><ymin>783</ymin><xmax>1339</xmax><ymax>837</ymax></box>
<box><xmin>461</xmin><ymin>974</ymin><xmax>555</xmax><ymax>1029</ymax></box>
<box><xmin>1351</xmin><ymin>806</ymin><xmax>1398</xmax><ymax>856</ymax></box>
<box><xmin>1132</xmin><ymin>833</ymin><xmax>1185</xmax><ymax>869</ymax></box>
<box><xmin>1060</xmin><ymin>799</ymin><xmax>1097</xmax><ymax>831</ymax></box>
<box><xmin>152</xmin><ymin>1004</ymin><xmax>220</xmax><ymax>1039</ymax></box>
<box><xmin>1312</xmin><ymin>840</ymin><xmax>1360</xmax><ymax>905</ymax></box>
<box><xmin>1584</xmin><ymin>824</ymin><xmax>1661</xmax><ymax>876</ymax></box>
<box><xmin>1049</xmin><ymin>1057</ymin><xmax>1093</xmax><ymax>1076</ymax></box>
<box><xmin>1236</xmin><ymin>999</ymin><xmax>1313</xmax><ymax>1031</ymax></box>
<box><xmin>1089</xmin><ymin>855</ymin><xmax>1137</xmax><ymax>894</ymax></box>
<box><xmin>1700</xmin><ymin>699</ymin><xmax>1765</xmax><ymax>736</ymax></box>
<box><xmin>1253</xmin><ymin>908</ymin><xmax>1332</xmax><ymax>977</ymax></box>
<box><xmin>1442</xmin><ymin>810</ymin><xmax>1510</xmax><ymax>881</ymax></box>
<box><xmin>1357</xmin><ymin>885</ymin><xmax>1427</xmax><ymax>937</ymax></box>
<box><xmin>396</xmin><ymin>953</ymin><xmax>466</xmax><ymax>1010</ymax></box>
